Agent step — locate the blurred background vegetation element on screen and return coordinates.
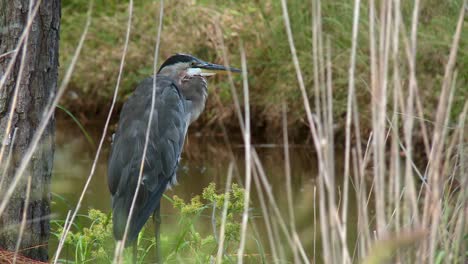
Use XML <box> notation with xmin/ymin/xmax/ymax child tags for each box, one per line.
<box><xmin>59</xmin><ymin>0</ymin><xmax>467</xmax><ymax>140</ymax></box>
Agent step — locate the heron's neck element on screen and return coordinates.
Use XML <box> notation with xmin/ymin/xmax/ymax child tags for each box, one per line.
<box><xmin>158</xmin><ymin>66</ymin><xmax>186</xmax><ymax>86</ymax></box>
<box><xmin>180</xmin><ymin>77</ymin><xmax>208</xmax><ymax>124</ymax></box>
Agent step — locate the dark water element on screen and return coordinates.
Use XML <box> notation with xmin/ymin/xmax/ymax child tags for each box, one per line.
<box><xmin>51</xmin><ymin>119</ymin><xmax>355</xmax><ymax>262</ymax></box>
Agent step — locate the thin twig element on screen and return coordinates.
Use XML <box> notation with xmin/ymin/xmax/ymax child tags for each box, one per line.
<box><xmin>13</xmin><ymin>175</ymin><xmax>32</xmax><ymax>264</ymax></box>
<box><xmin>282</xmin><ymin>102</ymin><xmax>299</xmax><ymax>263</ymax></box>
<box><xmin>215</xmin><ymin>162</ymin><xmax>235</xmax><ymax>263</ymax></box>
<box><xmin>0</xmin><ymin>127</ymin><xmax>17</xmax><ymax>190</ymax></box>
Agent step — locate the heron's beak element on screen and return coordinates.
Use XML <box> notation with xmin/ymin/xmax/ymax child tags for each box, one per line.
<box><xmin>197</xmin><ymin>62</ymin><xmax>241</xmax><ymax>76</ymax></box>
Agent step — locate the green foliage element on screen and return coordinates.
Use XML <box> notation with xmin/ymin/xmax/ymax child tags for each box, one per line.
<box><xmin>202</xmin><ymin>183</ymin><xmax>245</xmax><ymax>242</ymax></box>
<box><xmin>52</xmin><ymin>183</ymin><xmax>251</xmax><ymax>263</ymax></box>
<box><xmin>167</xmin><ymin>183</ymin><xmax>247</xmax><ymax>263</ymax></box>
<box><xmin>52</xmin><ymin>209</ymin><xmax>114</xmax><ymax>263</ymax></box>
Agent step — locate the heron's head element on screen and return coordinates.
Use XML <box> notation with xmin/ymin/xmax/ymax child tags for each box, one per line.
<box><xmin>158</xmin><ymin>53</ymin><xmax>240</xmax><ymax>83</ymax></box>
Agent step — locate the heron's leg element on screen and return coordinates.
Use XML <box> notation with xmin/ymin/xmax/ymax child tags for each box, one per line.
<box><xmin>132</xmin><ymin>241</ymin><xmax>137</xmax><ymax>264</ymax></box>
<box><xmin>153</xmin><ymin>206</ymin><xmax>162</xmax><ymax>263</ymax></box>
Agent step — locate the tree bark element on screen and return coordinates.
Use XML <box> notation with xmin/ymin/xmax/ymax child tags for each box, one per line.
<box><xmin>0</xmin><ymin>0</ymin><xmax>60</xmax><ymax>261</ymax></box>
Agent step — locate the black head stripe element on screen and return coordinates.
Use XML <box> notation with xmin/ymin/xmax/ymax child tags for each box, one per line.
<box><xmin>158</xmin><ymin>54</ymin><xmax>198</xmax><ymax>73</ymax></box>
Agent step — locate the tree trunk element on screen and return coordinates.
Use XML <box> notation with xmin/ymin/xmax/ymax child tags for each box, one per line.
<box><xmin>0</xmin><ymin>0</ymin><xmax>60</xmax><ymax>261</ymax></box>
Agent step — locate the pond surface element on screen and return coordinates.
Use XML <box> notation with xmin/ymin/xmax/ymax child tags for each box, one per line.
<box><xmin>51</xmin><ymin>119</ymin><xmax>356</xmax><ymax>262</ymax></box>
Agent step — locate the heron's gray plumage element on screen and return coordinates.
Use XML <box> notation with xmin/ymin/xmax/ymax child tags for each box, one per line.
<box><xmin>108</xmin><ymin>76</ymin><xmax>188</xmax><ymax>242</ymax></box>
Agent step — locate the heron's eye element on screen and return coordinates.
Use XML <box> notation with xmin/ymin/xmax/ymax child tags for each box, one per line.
<box><xmin>190</xmin><ymin>61</ymin><xmax>197</xmax><ymax>67</ymax></box>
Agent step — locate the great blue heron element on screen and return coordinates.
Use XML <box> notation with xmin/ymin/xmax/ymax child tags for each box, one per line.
<box><xmin>107</xmin><ymin>54</ymin><xmax>240</xmax><ymax>262</ymax></box>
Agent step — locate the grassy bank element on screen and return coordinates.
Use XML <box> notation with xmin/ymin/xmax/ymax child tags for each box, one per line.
<box><xmin>59</xmin><ymin>0</ymin><xmax>467</xmax><ymax>139</ymax></box>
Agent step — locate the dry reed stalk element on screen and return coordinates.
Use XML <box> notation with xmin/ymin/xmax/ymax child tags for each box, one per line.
<box><xmin>414</xmin><ymin>87</ymin><xmax>431</xmax><ymax>158</ymax></box>
<box><xmin>402</xmin><ymin>0</ymin><xmax>421</xmax><ymax>230</ymax></box>
<box><xmin>372</xmin><ymin>0</ymin><xmax>390</xmax><ymax>238</ymax></box>
<box><xmin>54</xmin><ymin>210</ymin><xmax>71</xmax><ymax>257</ymax></box>
<box><xmin>13</xmin><ymin>176</ymin><xmax>31</xmax><ymax>264</ymax></box>
<box><xmin>312</xmin><ymin>11</ymin><xmax>340</xmax><ymax>259</ymax></box>
<box><xmin>388</xmin><ymin>43</ymin><xmax>404</xmax><ymax>264</ymax></box>
<box><xmin>450</xmin><ymin>102</ymin><xmax>467</xmax><ymax>262</ymax></box>
<box><xmin>420</xmin><ymin>3</ymin><xmax>465</xmax><ymax>262</ymax></box>
<box><xmin>294</xmin><ymin>233</ymin><xmax>310</xmax><ymax>264</ymax></box>
<box><xmin>214</xmin><ymin>14</ymin><xmax>281</xmax><ymax>264</ymax></box>
<box><xmin>389</xmin><ymin>0</ymin><xmax>402</xmax><ymax>244</ymax></box>
<box><xmin>237</xmin><ymin>44</ymin><xmax>252</xmax><ymax>264</ymax></box>
<box><xmin>212</xmin><ymin>20</ymin><xmax>248</xmax><ymax>189</ymax></box>
<box><xmin>251</xmin><ymin>150</ymin><xmax>300</xmax><ymax>257</ymax></box>
<box><xmin>0</xmin><ymin>49</ymin><xmax>18</xmax><ymax>59</ymax></box>
<box><xmin>271</xmin><ymin>212</ymin><xmax>287</xmax><ymax>262</ymax></box>
<box><xmin>317</xmin><ymin>1</ymin><xmax>326</xmax><ymax>129</ymax></box>
<box><xmin>325</xmin><ymin>37</ymin><xmax>335</xmax><ymax>194</ymax></box>
<box><xmin>217</xmin><ymin>7</ymin><xmax>311</xmax><ymax>260</ymax></box>
<box><xmin>341</xmin><ymin>0</ymin><xmax>361</xmax><ymax>261</ymax></box>
<box><xmin>251</xmin><ymin>168</ymin><xmax>281</xmax><ymax>263</ymax></box>
<box><xmin>351</xmin><ymin>149</ymin><xmax>362</xmax><ymax>261</ymax></box>
<box><xmin>311</xmin><ymin>2</ymin><xmax>328</xmax><ymax>261</ymax></box>
<box><xmin>215</xmin><ymin>162</ymin><xmax>235</xmax><ymax>263</ymax></box>
<box><xmin>313</xmin><ymin>186</ymin><xmax>317</xmax><ymax>263</ymax></box>
<box><xmin>0</xmin><ymin>128</ymin><xmax>17</xmax><ymax>191</ymax></box>
<box><xmin>350</xmin><ymin>60</ymin><xmax>369</xmax><ymax>260</ymax></box>
<box><xmin>311</xmin><ymin>0</ymin><xmax>321</xmax><ymax>121</ymax></box>
<box><xmin>272</xmin><ymin>3</ymin><xmax>330</xmax><ymax>262</ymax></box>
<box><xmin>317</xmin><ymin>169</ymin><xmax>331</xmax><ymax>263</ymax></box>
<box><xmin>325</xmin><ymin>36</ymin><xmax>351</xmax><ymax>263</ymax></box>
<box><xmin>214</xmin><ymin>22</ymin><xmax>246</xmax><ymax>134</ymax></box>
<box><xmin>443</xmin><ymin>95</ymin><xmax>465</xmax><ymax>180</ymax></box>
<box><xmin>282</xmin><ymin>102</ymin><xmax>299</xmax><ymax>263</ymax></box>
<box><xmin>440</xmin><ymin>100</ymin><xmax>466</xmax><ymax>263</ymax></box>
<box><xmin>355</xmin><ymin>133</ymin><xmax>373</xmax><ymax>258</ymax></box>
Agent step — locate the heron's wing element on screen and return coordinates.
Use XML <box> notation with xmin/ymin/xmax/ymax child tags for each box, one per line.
<box><xmin>107</xmin><ymin>76</ymin><xmax>187</xmax><ymax>242</ymax></box>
